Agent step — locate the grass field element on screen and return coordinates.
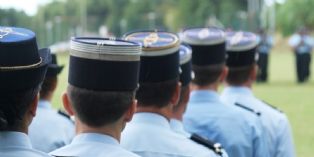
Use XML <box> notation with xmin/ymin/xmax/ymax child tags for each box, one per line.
<box><xmin>52</xmin><ymin>49</ymin><xmax>314</xmax><ymax>157</ymax></box>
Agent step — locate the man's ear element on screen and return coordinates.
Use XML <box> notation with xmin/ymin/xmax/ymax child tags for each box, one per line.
<box><xmin>124</xmin><ymin>99</ymin><xmax>137</xmax><ymax>122</ymax></box>
<box><xmin>219</xmin><ymin>66</ymin><xmax>229</xmax><ymax>83</ymax></box>
<box><xmin>62</xmin><ymin>92</ymin><xmax>75</xmax><ymax>116</ymax></box>
<box><xmin>250</xmin><ymin>64</ymin><xmax>258</xmax><ymax>82</ymax></box>
<box><xmin>170</xmin><ymin>82</ymin><xmax>181</xmax><ymax>107</ymax></box>
<box><xmin>29</xmin><ymin>94</ymin><xmax>39</xmax><ymax>117</ymax></box>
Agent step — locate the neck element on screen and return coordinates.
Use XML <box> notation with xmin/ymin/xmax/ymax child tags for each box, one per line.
<box><xmin>75</xmin><ymin>119</ymin><xmax>124</xmax><ymax>142</ymax></box>
<box><xmin>41</xmin><ymin>92</ymin><xmax>53</xmax><ymax>102</ymax></box>
<box><xmin>227</xmin><ymin>81</ymin><xmax>252</xmax><ymax>89</ymax></box>
<box><xmin>191</xmin><ymin>82</ymin><xmax>219</xmax><ymax>92</ymax></box>
<box><xmin>136</xmin><ymin>105</ymin><xmax>173</xmax><ymax>121</ymax></box>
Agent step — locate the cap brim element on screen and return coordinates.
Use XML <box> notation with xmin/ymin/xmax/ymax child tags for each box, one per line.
<box><xmin>46</xmin><ymin>65</ymin><xmax>64</xmax><ymax>77</ymax></box>
<box><xmin>0</xmin><ymin>48</ymin><xmax>51</xmax><ymax>91</ymax></box>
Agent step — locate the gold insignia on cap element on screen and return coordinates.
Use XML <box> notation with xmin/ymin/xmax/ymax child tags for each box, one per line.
<box><xmin>198</xmin><ymin>28</ymin><xmax>210</xmax><ymax>39</ymax></box>
<box><xmin>230</xmin><ymin>32</ymin><xmax>244</xmax><ymax>46</ymax></box>
<box><xmin>144</xmin><ymin>32</ymin><xmax>159</xmax><ymax>47</ymax></box>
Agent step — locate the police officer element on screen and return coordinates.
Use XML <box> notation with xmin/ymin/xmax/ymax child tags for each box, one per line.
<box><xmin>121</xmin><ymin>30</ymin><xmax>217</xmax><ymax>157</ymax></box>
<box><xmin>49</xmin><ymin>37</ymin><xmax>142</xmax><ymax>157</ymax></box>
<box><xmin>170</xmin><ymin>44</ymin><xmax>228</xmax><ymax>157</ymax></box>
<box><xmin>289</xmin><ymin>27</ymin><xmax>314</xmax><ymax>83</ymax></box>
<box><xmin>221</xmin><ymin>31</ymin><xmax>296</xmax><ymax>157</ymax></box>
<box><xmin>29</xmin><ymin>52</ymin><xmax>75</xmax><ymax>152</ymax></box>
<box><xmin>256</xmin><ymin>28</ymin><xmax>273</xmax><ymax>82</ymax></box>
<box><xmin>181</xmin><ymin>27</ymin><xmax>269</xmax><ymax>157</ymax></box>
<box><xmin>0</xmin><ymin>26</ymin><xmax>51</xmax><ymax>157</ymax></box>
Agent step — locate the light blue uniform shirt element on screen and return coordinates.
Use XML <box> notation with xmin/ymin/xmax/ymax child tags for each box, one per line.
<box><xmin>183</xmin><ymin>90</ymin><xmax>269</xmax><ymax>157</ymax></box>
<box><xmin>289</xmin><ymin>34</ymin><xmax>314</xmax><ymax>54</ymax></box>
<box><xmin>221</xmin><ymin>86</ymin><xmax>296</xmax><ymax>157</ymax></box>
<box><xmin>121</xmin><ymin>112</ymin><xmax>217</xmax><ymax>157</ymax></box>
<box><xmin>170</xmin><ymin>119</ymin><xmax>229</xmax><ymax>157</ymax></box>
<box><xmin>0</xmin><ymin>131</ymin><xmax>51</xmax><ymax>157</ymax></box>
<box><xmin>256</xmin><ymin>35</ymin><xmax>273</xmax><ymax>54</ymax></box>
<box><xmin>29</xmin><ymin>100</ymin><xmax>75</xmax><ymax>152</ymax></box>
<box><xmin>50</xmin><ymin>133</ymin><xmax>140</xmax><ymax>157</ymax></box>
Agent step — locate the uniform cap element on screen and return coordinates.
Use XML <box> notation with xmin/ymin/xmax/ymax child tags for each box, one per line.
<box><xmin>0</xmin><ymin>26</ymin><xmax>51</xmax><ymax>91</ymax></box>
<box><xmin>69</xmin><ymin>37</ymin><xmax>141</xmax><ymax>91</ymax></box>
<box><xmin>179</xmin><ymin>44</ymin><xmax>193</xmax><ymax>86</ymax></box>
<box><xmin>226</xmin><ymin>31</ymin><xmax>258</xmax><ymax>67</ymax></box>
<box><xmin>124</xmin><ymin>30</ymin><xmax>180</xmax><ymax>83</ymax></box>
<box><xmin>181</xmin><ymin>27</ymin><xmax>226</xmax><ymax>66</ymax></box>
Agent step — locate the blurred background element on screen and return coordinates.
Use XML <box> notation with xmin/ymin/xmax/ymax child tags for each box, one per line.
<box><xmin>0</xmin><ymin>0</ymin><xmax>313</xmax><ymax>156</ymax></box>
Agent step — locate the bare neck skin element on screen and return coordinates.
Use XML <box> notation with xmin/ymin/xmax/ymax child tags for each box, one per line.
<box><xmin>136</xmin><ymin>105</ymin><xmax>174</xmax><ymax>121</ymax></box>
<box><xmin>75</xmin><ymin>118</ymin><xmax>125</xmax><ymax>142</ymax></box>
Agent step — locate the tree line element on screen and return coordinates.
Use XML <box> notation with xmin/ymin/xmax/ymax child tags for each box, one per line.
<box><xmin>0</xmin><ymin>0</ymin><xmax>311</xmax><ymax>47</ymax></box>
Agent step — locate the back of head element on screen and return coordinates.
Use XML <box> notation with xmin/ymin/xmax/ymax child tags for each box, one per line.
<box><xmin>67</xmin><ymin>37</ymin><xmax>141</xmax><ymax>127</ymax></box>
<box><xmin>40</xmin><ymin>54</ymin><xmax>64</xmax><ymax>99</ymax></box>
<box><xmin>225</xmin><ymin>31</ymin><xmax>259</xmax><ymax>86</ymax></box>
<box><xmin>0</xmin><ymin>87</ymin><xmax>40</xmax><ymax>130</ymax></box>
<box><xmin>181</xmin><ymin>27</ymin><xmax>226</xmax><ymax>86</ymax></box>
<box><xmin>124</xmin><ymin>30</ymin><xmax>180</xmax><ymax>108</ymax></box>
<box><xmin>0</xmin><ymin>26</ymin><xmax>51</xmax><ymax>130</ymax></box>
<box><xmin>173</xmin><ymin>44</ymin><xmax>193</xmax><ymax>113</ymax></box>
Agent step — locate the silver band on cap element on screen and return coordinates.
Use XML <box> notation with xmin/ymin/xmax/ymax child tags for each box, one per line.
<box><xmin>179</xmin><ymin>45</ymin><xmax>192</xmax><ymax>65</ymax></box>
<box><xmin>181</xmin><ymin>28</ymin><xmax>226</xmax><ymax>45</ymax></box>
<box><xmin>227</xmin><ymin>32</ymin><xmax>258</xmax><ymax>52</ymax></box>
<box><xmin>70</xmin><ymin>38</ymin><xmax>141</xmax><ymax>61</ymax></box>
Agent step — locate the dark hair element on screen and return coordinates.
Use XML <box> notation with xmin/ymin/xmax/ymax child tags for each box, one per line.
<box><xmin>40</xmin><ymin>76</ymin><xmax>57</xmax><ymax>99</ymax></box>
<box><xmin>0</xmin><ymin>86</ymin><xmax>40</xmax><ymax>130</ymax></box>
<box><xmin>226</xmin><ymin>65</ymin><xmax>255</xmax><ymax>85</ymax></box>
<box><xmin>173</xmin><ymin>85</ymin><xmax>189</xmax><ymax>113</ymax></box>
<box><xmin>67</xmin><ymin>85</ymin><xmax>136</xmax><ymax>127</ymax></box>
<box><xmin>136</xmin><ymin>78</ymin><xmax>178</xmax><ymax>108</ymax></box>
<box><xmin>192</xmin><ymin>64</ymin><xmax>224</xmax><ymax>86</ymax></box>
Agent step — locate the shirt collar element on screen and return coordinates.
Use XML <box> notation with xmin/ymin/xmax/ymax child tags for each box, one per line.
<box><xmin>169</xmin><ymin>119</ymin><xmax>191</xmax><ymax>137</ymax></box>
<box><xmin>131</xmin><ymin>112</ymin><xmax>170</xmax><ymax>129</ymax></box>
<box><xmin>189</xmin><ymin>90</ymin><xmax>221</xmax><ymax>103</ymax></box>
<box><xmin>222</xmin><ymin>86</ymin><xmax>254</xmax><ymax>97</ymax></box>
<box><xmin>72</xmin><ymin>133</ymin><xmax>119</xmax><ymax>146</ymax></box>
<box><xmin>0</xmin><ymin>131</ymin><xmax>32</xmax><ymax>148</ymax></box>
<box><xmin>38</xmin><ymin>100</ymin><xmax>52</xmax><ymax>109</ymax></box>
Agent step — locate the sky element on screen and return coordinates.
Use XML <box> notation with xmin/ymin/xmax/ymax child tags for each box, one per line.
<box><xmin>0</xmin><ymin>0</ymin><xmax>52</xmax><ymax>15</ymax></box>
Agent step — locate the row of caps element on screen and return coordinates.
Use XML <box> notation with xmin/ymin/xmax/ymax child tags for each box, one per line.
<box><xmin>70</xmin><ymin>28</ymin><xmax>258</xmax><ymax>60</ymax></box>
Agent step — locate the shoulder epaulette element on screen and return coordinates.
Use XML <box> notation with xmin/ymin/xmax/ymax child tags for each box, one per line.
<box><xmin>234</xmin><ymin>102</ymin><xmax>261</xmax><ymax>116</ymax></box>
<box><xmin>57</xmin><ymin>109</ymin><xmax>74</xmax><ymax>122</ymax></box>
<box><xmin>190</xmin><ymin>133</ymin><xmax>223</xmax><ymax>156</ymax></box>
<box><xmin>262</xmin><ymin>101</ymin><xmax>283</xmax><ymax>113</ymax></box>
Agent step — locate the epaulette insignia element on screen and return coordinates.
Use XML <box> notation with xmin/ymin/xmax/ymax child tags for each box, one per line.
<box><xmin>262</xmin><ymin>101</ymin><xmax>283</xmax><ymax>113</ymax></box>
<box><xmin>190</xmin><ymin>133</ymin><xmax>223</xmax><ymax>156</ymax></box>
<box><xmin>57</xmin><ymin>109</ymin><xmax>74</xmax><ymax>122</ymax></box>
<box><xmin>235</xmin><ymin>102</ymin><xmax>261</xmax><ymax>116</ymax></box>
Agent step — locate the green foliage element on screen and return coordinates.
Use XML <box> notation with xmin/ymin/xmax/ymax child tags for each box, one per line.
<box><xmin>277</xmin><ymin>0</ymin><xmax>314</xmax><ymax>36</ymax></box>
<box><xmin>0</xmin><ymin>9</ymin><xmax>32</xmax><ymax>28</ymax></box>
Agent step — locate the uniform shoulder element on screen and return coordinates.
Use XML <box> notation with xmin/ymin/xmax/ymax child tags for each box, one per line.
<box><xmin>0</xmin><ymin>147</ymin><xmax>51</xmax><ymax>157</ymax></box>
<box><xmin>190</xmin><ymin>133</ymin><xmax>224</xmax><ymax>156</ymax></box>
<box><xmin>234</xmin><ymin>102</ymin><xmax>261</xmax><ymax>116</ymax></box>
<box><xmin>261</xmin><ymin>100</ymin><xmax>284</xmax><ymax>113</ymax></box>
<box><xmin>57</xmin><ymin>109</ymin><xmax>74</xmax><ymax>123</ymax></box>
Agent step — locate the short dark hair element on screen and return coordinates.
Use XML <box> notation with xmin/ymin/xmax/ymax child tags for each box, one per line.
<box><xmin>67</xmin><ymin>85</ymin><xmax>136</xmax><ymax>127</ymax></box>
<box><xmin>173</xmin><ymin>85</ymin><xmax>189</xmax><ymax>113</ymax></box>
<box><xmin>226</xmin><ymin>65</ymin><xmax>255</xmax><ymax>85</ymax></box>
<box><xmin>40</xmin><ymin>76</ymin><xmax>57</xmax><ymax>99</ymax></box>
<box><xmin>192</xmin><ymin>64</ymin><xmax>224</xmax><ymax>86</ymax></box>
<box><xmin>136</xmin><ymin>78</ymin><xmax>178</xmax><ymax>108</ymax></box>
<box><xmin>0</xmin><ymin>86</ymin><xmax>40</xmax><ymax>130</ymax></box>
